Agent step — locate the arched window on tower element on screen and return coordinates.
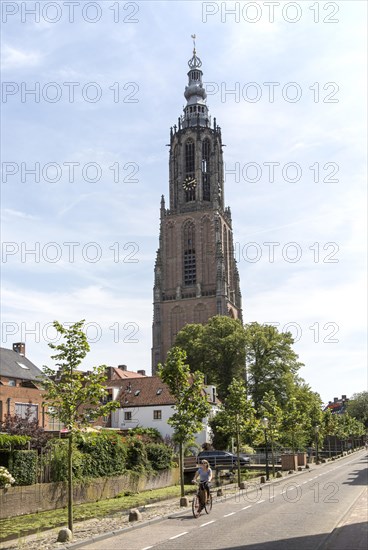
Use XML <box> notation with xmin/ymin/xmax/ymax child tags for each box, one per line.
<box><xmin>202</xmin><ymin>139</ymin><xmax>211</xmax><ymax>201</ymax></box>
<box><xmin>183</xmin><ymin>221</ymin><xmax>196</xmax><ymax>286</ymax></box>
<box><xmin>185</xmin><ymin>139</ymin><xmax>196</xmax><ymax>202</ymax></box>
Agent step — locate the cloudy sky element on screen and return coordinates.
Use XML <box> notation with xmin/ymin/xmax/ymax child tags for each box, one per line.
<box><xmin>1</xmin><ymin>0</ymin><xmax>366</xmax><ymax>403</ymax></box>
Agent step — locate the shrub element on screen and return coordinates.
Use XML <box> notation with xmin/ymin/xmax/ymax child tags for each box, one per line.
<box><xmin>76</xmin><ymin>432</ymin><xmax>127</xmax><ymax>478</ymax></box>
<box><xmin>0</xmin><ymin>466</ymin><xmax>15</xmax><ymax>488</ymax></box>
<box><xmin>12</xmin><ymin>450</ymin><xmax>37</xmax><ymax>486</ymax></box>
<box><xmin>126</xmin><ymin>437</ymin><xmax>151</xmax><ymax>473</ymax></box>
<box><xmin>46</xmin><ymin>440</ymin><xmax>84</xmax><ymax>482</ymax></box>
<box><xmin>146</xmin><ymin>443</ymin><xmax>173</xmax><ymax>470</ymax></box>
<box><xmin>128</xmin><ymin>427</ymin><xmax>163</xmax><ymax>443</ymax></box>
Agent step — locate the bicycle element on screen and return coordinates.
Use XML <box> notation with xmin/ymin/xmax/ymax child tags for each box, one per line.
<box><xmin>192</xmin><ymin>480</ymin><xmax>213</xmax><ymax>518</ymax></box>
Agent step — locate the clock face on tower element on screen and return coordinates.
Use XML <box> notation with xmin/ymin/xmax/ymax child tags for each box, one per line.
<box><xmin>183</xmin><ymin>176</ymin><xmax>197</xmax><ymax>191</ymax></box>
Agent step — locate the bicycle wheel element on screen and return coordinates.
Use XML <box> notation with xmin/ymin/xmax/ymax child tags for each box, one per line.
<box><xmin>192</xmin><ymin>494</ymin><xmax>202</xmax><ymax>518</ymax></box>
<box><xmin>204</xmin><ymin>493</ymin><xmax>213</xmax><ymax>514</ymax></box>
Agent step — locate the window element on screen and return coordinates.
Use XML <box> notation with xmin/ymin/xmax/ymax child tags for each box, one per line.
<box><xmin>17</xmin><ymin>362</ymin><xmax>30</xmax><ymax>370</ymax></box>
<box><xmin>8</xmin><ymin>379</ymin><xmax>16</xmax><ymax>386</ymax></box>
<box><xmin>153</xmin><ymin>410</ymin><xmax>162</xmax><ymax>420</ymax></box>
<box><xmin>202</xmin><ymin>139</ymin><xmax>211</xmax><ymax>201</ymax></box>
<box><xmin>183</xmin><ymin>222</ymin><xmax>196</xmax><ymax>286</ymax></box>
<box><xmin>15</xmin><ymin>403</ymin><xmax>38</xmax><ymax>421</ymax></box>
<box><xmin>185</xmin><ymin>139</ymin><xmax>196</xmax><ymax>202</ymax></box>
<box><xmin>124</xmin><ymin>411</ymin><xmax>132</xmax><ymax>421</ymax></box>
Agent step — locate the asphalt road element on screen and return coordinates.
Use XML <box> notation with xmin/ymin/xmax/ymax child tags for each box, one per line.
<box><xmin>76</xmin><ymin>450</ymin><xmax>367</xmax><ymax>550</ymax></box>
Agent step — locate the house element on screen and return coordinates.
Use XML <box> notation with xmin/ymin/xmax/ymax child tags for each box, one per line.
<box><xmin>110</xmin><ymin>375</ymin><xmax>219</xmax><ymax>445</ymax></box>
<box><xmin>0</xmin><ymin>342</ymin><xmax>51</xmax><ymax>428</ymax></box>
<box><xmin>324</xmin><ymin>395</ymin><xmax>349</xmax><ymax>414</ymax></box>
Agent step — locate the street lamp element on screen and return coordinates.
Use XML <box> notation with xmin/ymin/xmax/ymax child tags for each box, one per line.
<box><xmin>261</xmin><ymin>417</ymin><xmax>270</xmax><ymax>481</ymax></box>
<box><xmin>315</xmin><ymin>425</ymin><xmax>320</xmax><ymax>464</ymax></box>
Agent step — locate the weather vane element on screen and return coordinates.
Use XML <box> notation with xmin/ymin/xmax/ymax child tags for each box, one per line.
<box><xmin>191</xmin><ymin>33</ymin><xmax>196</xmax><ymax>53</ymax></box>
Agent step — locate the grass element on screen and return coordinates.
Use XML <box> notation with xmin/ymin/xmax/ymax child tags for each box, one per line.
<box><xmin>0</xmin><ymin>484</ymin><xmax>196</xmax><ymax>542</ymax></box>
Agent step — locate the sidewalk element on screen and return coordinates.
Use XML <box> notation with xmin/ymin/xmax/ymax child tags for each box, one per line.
<box><xmin>319</xmin><ymin>486</ymin><xmax>368</xmax><ymax>550</ymax></box>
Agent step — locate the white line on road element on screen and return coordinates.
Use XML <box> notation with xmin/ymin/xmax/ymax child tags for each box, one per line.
<box><xmin>242</xmin><ymin>505</ymin><xmax>252</xmax><ymax>510</ymax></box>
<box><xmin>224</xmin><ymin>512</ymin><xmax>236</xmax><ymax>517</ymax></box>
<box><xmin>302</xmin><ymin>481</ymin><xmax>308</xmax><ymax>484</ymax></box>
<box><xmin>169</xmin><ymin>532</ymin><xmax>188</xmax><ymax>540</ymax></box>
<box><xmin>142</xmin><ymin>547</ymin><xmax>153</xmax><ymax>550</ymax></box>
<box><xmin>256</xmin><ymin>499</ymin><xmax>265</xmax><ymax>504</ymax></box>
<box><xmin>200</xmin><ymin>520</ymin><xmax>215</xmax><ymax>527</ymax></box>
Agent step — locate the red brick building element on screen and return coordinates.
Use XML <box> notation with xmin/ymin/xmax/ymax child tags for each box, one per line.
<box><xmin>0</xmin><ymin>342</ymin><xmax>50</xmax><ymax>428</ymax></box>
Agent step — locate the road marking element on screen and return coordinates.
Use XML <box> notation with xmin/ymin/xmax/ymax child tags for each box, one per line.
<box><xmin>302</xmin><ymin>481</ymin><xmax>308</xmax><ymax>484</ymax></box>
<box><xmin>142</xmin><ymin>547</ymin><xmax>153</xmax><ymax>550</ymax></box>
<box><xmin>224</xmin><ymin>512</ymin><xmax>236</xmax><ymax>517</ymax></box>
<box><xmin>200</xmin><ymin>520</ymin><xmax>215</xmax><ymax>527</ymax></box>
<box><xmin>169</xmin><ymin>532</ymin><xmax>188</xmax><ymax>540</ymax></box>
<box><xmin>242</xmin><ymin>505</ymin><xmax>252</xmax><ymax>510</ymax></box>
<box><xmin>256</xmin><ymin>499</ymin><xmax>265</xmax><ymax>504</ymax></box>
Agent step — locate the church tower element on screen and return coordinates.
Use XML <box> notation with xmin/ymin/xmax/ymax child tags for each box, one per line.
<box><xmin>152</xmin><ymin>42</ymin><xmax>242</xmax><ymax>373</ymax></box>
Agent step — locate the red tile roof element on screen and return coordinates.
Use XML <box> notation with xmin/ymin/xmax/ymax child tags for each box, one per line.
<box><xmin>116</xmin><ymin>377</ymin><xmax>176</xmax><ymax>407</ymax></box>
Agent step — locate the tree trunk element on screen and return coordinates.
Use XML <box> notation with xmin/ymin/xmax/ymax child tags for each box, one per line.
<box><xmin>271</xmin><ymin>437</ymin><xmax>275</xmax><ymax>478</ymax></box>
<box><xmin>68</xmin><ymin>432</ymin><xmax>73</xmax><ymax>532</ymax></box>
<box><xmin>236</xmin><ymin>424</ymin><xmax>241</xmax><ymax>488</ymax></box>
<box><xmin>179</xmin><ymin>441</ymin><xmax>184</xmax><ymax>497</ymax></box>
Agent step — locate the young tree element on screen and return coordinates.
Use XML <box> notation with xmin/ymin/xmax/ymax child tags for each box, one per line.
<box><xmin>158</xmin><ymin>347</ymin><xmax>211</xmax><ymax>498</ymax></box>
<box><xmin>216</xmin><ymin>378</ymin><xmax>257</xmax><ymax>487</ymax></box>
<box><xmin>259</xmin><ymin>390</ymin><xmax>283</xmax><ymax>477</ymax></box>
<box><xmin>41</xmin><ymin>320</ymin><xmax>119</xmax><ymax>533</ymax></box>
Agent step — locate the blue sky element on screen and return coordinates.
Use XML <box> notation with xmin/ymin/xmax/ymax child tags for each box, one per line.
<box><xmin>1</xmin><ymin>1</ymin><xmax>366</xmax><ymax>404</ymax></box>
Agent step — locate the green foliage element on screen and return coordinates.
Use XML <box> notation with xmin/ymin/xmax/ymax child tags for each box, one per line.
<box><xmin>175</xmin><ymin>316</ymin><xmax>247</xmax><ymax>399</ymax></box>
<box><xmin>126</xmin><ymin>437</ymin><xmax>150</xmax><ymax>473</ymax></box>
<box><xmin>46</xmin><ymin>440</ymin><xmax>85</xmax><ymax>482</ymax></box>
<box><xmin>42</xmin><ymin>320</ymin><xmax>120</xmax><ymax>430</ymax></box>
<box><xmin>127</xmin><ymin>427</ymin><xmax>163</xmax><ymax>443</ymax></box>
<box><xmin>0</xmin><ymin>434</ymin><xmax>30</xmax><ymax>449</ymax></box>
<box><xmin>245</xmin><ymin>322</ymin><xmax>303</xmax><ymax>411</ymax></box>
<box><xmin>12</xmin><ymin>450</ymin><xmax>37</xmax><ymax>486</ymax></box>
<box><xmin>75</xmin><ymin>432</ymin><xmax>127</xmax><ymax>478</ymax></box>
<box><xmin>145</xmin><ymin>443</ymin><xmax>173</xmax><ymax>470</ymax></box>
<box><xmin>347</xmin><ymin>392</ymin><xmax>368</xmax><ymax>427</ymax></box>
<box><xmin>158</xmin><ymin>346</ymin><xmax>211</xmax><ymax>496</ymax></box>
<box><xmin>158</xmin><ymin>347</ymin><xmax>211</xmax><ymax>446</ymax></box>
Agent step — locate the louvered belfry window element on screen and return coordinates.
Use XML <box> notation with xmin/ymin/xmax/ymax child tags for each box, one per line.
<box><xmin>183</xmin><ymin>222</ymin><xmax>196</xmax><ymax>286</ymax></box>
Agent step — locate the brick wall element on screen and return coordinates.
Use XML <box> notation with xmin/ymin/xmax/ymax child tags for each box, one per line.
<box><xmin>0</xmin><ymin>380</ymin><xmax>49</xmax><ymax>428</ymax></box>
<box><xmin>0</xmin><ymin>468</ymin><xmax>180</xmax><ymax>518</ymax></box>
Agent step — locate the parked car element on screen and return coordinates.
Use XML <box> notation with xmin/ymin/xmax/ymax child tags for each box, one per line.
<box><xmin>197</xmin><ymin>450</ymin><xmax>250</xmax><ymax>468</ymax></box>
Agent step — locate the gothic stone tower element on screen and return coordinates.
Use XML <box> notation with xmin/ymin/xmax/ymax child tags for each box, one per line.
<box><xmin>152</xmin><ymin>45</ymin><xmax>242</xmax><ymax>373</ymax></box>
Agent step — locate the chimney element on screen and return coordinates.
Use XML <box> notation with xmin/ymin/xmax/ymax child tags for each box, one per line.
<box><xmin>137</xmin><ymin>370</ymin><xmax>146</xmax><ymax>376</ymax></box>
<box><xmin>13</xmin><ymin>342</ymin><xmax>25</xmax><ymax>356</ymax></box>
<box><xmin>342</xmin><ymin>395</ymin><xmax>347</xmax><ymax>400</ymax></box>
<box><xmin>334</xmin><ymin>397</ymin><xmax>338</xmax><ymax>403</ymax></box>
<box><xmin>118</xmin><ymin>365</ymin><xmax>127</xmax><ymax>371</ymax></box>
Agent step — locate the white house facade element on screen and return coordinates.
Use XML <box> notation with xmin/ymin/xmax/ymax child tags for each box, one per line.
<box><xmin>109</xmin><ymin>376</ymin><xmax>219</xmax><ymax>446</ymax></box>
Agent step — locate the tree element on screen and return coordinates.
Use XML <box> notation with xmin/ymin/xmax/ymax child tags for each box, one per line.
<box><xmin>158</xmin><ymin>347</ymin><xmax>211</xmax><ymax>498</ymax></box>
<box><xmin>175</xmin><ymin>316</ymin><xmax>247</xmax><ymax>399</ymax></box>
<box><xmin>244</xmin><ymin>322</ymin><xmax>303</xmax><ymax>412</ymax></box>
<box><xmin>259</xmin><ymin>390</ymin><xmax>283</xmax><ymax>477</ymax></box>
<box><xmin>41</xmin><ymin>320</ymin><xmax>119</xmax><ymax>534</ymax></box>
<box><xmin>346</xmin><ymin>392</ymin><xmax>368</xmax><ymax>427</ymax></box>
<box><xmin>216</xmin><ymin>378</ymin><xmax>257</xmax><ymax>487</ymax></box>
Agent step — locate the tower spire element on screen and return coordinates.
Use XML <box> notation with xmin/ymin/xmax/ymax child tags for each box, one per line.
<box><xmin>183</xmin><ymin>35</ymin><xmax>209</xmax><ymax>128</ymax></box>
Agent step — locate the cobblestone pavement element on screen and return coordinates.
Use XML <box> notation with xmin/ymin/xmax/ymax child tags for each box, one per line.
<box><xmin>0</xmin><ymin>486</ymin><xmax>239</xmax><ymax>550</ymax></box>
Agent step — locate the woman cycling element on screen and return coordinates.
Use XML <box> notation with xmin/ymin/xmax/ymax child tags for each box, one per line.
<box><xmin>193</xmin><ymin>459</ymin><xmax>212</xmax><ymax>502</ymax></box>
